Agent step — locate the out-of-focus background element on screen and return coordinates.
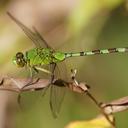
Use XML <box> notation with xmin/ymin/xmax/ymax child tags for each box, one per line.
<box><xmin>0</xmin><ymin>0</ymin><xmax>128</xmax><ymax>128</ymax></box>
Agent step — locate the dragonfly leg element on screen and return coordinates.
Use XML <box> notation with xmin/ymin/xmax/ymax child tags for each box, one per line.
<box><xmin>21</xmin><ymin>67</ymin><xmax>40</xmax><ymax>89</ymax></box>
<box><xmin>50</xmin><ymin>63</ymin><xmax>56</xmax><ymax>84</ymax></box>
<box><xmin>34</xmin><ymin>64</ymin><xmax>56</xmax><ymax>96</ymax></box>
<box><xmin>38</xmin><ymin>65</ymin><xmax>53</xmax><ymax>96</ymax></box>
<box><xmin>21</xmin><ymin>66</ymin><xmax>52</xmax><ymax>90</ymax></box>
<box><xmin>16</xmin><ymin>68</ymin><xmax>40</xmax><ymax>107</ymax></box>
<box><xmin>34</xmin><ymin>66</ymin><xmax>51</xmax><ymax>74</ymax></box>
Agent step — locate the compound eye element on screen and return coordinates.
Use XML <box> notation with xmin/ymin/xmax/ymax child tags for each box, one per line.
<box><xmin>16</xmin><ymin>52</ymin><xmax>24</xmax><ymax>58</ymax></box>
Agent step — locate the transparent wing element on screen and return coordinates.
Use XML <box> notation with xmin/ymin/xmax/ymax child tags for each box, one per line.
<box><xmin>50</xmin><ymin>83</ymin><xmax>65</xmax><ymax>118</ymax></box>
<box><xmin>7</xmin><ymin>12</ymin><xmax>49</xmax><ymax>48</ymax></box>
<box><xmin>49</xmin><ymin>63</ymin><xmax>67</xmax><ymax>118</ymax></box>
<box><xmin>33</xmin><ymin>27</ymin><xmax>51</xmax><ymax>48</ymax></box>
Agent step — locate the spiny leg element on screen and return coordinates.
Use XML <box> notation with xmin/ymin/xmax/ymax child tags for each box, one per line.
<box><xmin>20</xmin><ymin>67</ymin><xmax>39</xmax><ymax>89</ymax></box>
<box><xmin>29</xmin><ymin>66</ymin><xmax>52</xmax><ymax>96</ymax></box>
<box><xmin>49</xmin><ymin>63</ymin><xmax>67</xmax><ymax>117</ymax></box>
<box><xmin>17</xmin><ymin>67</ymin><xmax>39</xmax><ymax>105</ymax></box>
<box><xmin>50</xmin><ymin>63</ymin><xmax>56</xmax><ymax>84</ymax></box>
<box><xmin>41</xmin><ymin>64</ymin><xmax>56</xmax><ymax>101</ymax></box>
<box><xmin>17</xmin><ymin>66</ymin><xmax>52</xmax><ymax>105</ymax></box>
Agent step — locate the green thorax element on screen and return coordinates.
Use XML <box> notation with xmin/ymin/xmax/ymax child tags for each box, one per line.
<box><xmin>25</xmin><ymin>48</ymin><xmax>65</xmax><ymax>66</ymax></box>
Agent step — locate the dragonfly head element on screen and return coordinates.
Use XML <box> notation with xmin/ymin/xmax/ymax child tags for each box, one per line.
<box><xmin>13</xmin><ymin>52</ymin><xmax>26</xmax><ymax>68</ymax></box>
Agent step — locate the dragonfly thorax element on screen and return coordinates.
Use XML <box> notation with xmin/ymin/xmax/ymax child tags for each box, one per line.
<box><xmin>13</xmin><ymin>52</ymin><xmax>27</xmax><ymax>68</ymax></box>
<box><xmin>25</xmin><ymin>48</ymin><xmax>66</xmax><ymax>66</ymax></box>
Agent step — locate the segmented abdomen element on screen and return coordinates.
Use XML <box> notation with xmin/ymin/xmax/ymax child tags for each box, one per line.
<box><xmin>65</xmin><ymin>47</ymin><xmax>128</xmax><ymax>58</ymax></box>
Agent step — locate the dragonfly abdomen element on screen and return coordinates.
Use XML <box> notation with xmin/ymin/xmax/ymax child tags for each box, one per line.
<box><xmin>65</xmin><ymin>47</ymin><xmax>128</xmax><ymax>58</ymax></box>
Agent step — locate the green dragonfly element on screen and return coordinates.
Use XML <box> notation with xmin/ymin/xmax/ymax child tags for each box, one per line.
<box><xmin>8</xmin><ymin>12</ymin><xmax>128</xmax><ymax>117</ymax></box>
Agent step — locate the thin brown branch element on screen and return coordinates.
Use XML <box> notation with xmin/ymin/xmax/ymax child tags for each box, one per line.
<box><xmin>0</xmin><ymin>76</ymin><xmax>128</xmax><ymax>115</ymax></box>
<box><xmin>0</xmin><ymin>76</ymin><xmax>51</xmax><ymax>92</ymax></box>
<box><xmin>101</xmin><ymin>96</ymin><xmax>128</xmax><ymax>114</ymax></box>
<box><xmin>0</xmin><ymin>76</ymin><xmax>88</xmax><ymax>93</ymax></box>
<box><xmin>0</xmin><ymin>75</ymin><xmax>128</xmax><ymax>128</ymax></box>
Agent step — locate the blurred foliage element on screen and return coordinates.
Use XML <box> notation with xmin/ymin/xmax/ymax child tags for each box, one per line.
<box><xmin>0</xmin><ymin>0</ymin><xmax>10</xmax><ymax>11</ymax></box>
<box><xmin>68</xmin><ymin>0</ymin><xmax>123</xmax><ymax>34</ymax></box>
<box><xmin>0</xmin><ymin>0</ymin><xmax>128</xmax><ymax>128</ymax></box>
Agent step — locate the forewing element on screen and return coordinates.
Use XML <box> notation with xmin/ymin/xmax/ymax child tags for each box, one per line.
<box><xmin>7</xmin><ymin>12</ymin><xmax>49</xmax><ymax>48</ymax></box>
<box><xmin>33</xmin><ymin>27</ymin><xmax>51</xmax><ymax>48</ymax></box>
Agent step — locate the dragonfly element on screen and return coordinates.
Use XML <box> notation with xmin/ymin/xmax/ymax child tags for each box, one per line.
<box><xmin>8</xmin><ymin>12</ymin><xmax>128</xmax><ymax>117</ymax></box>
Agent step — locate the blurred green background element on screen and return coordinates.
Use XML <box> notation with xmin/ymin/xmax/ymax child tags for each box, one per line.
<box><xmin>0</xmin><ymin>0</ymin><xmax>128</xmax><ymax>128</ymax></box>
